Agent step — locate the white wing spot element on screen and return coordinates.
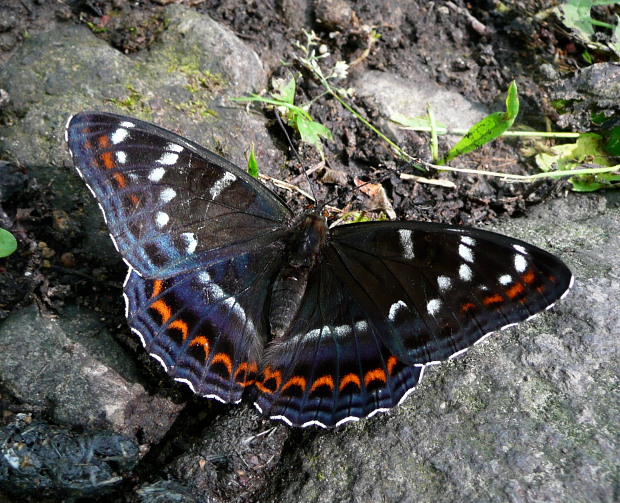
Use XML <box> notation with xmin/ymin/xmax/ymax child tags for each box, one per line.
<box><xmin>182</xmin><ymin>232</ymin><xmax>198</xmax><ymax>254</ymax></box>
<box><xmin>111</xmin><ymin>128</ymin><xmax>129</xmax><ymax>145</ymax></box>
<box><xmin>399</xmin><ymin>229</ymin><xmax>415</xmax><ymax>259</ymax></box>
<box><xmin>166</xmin><ymin>143</ymin><xmax>184</xmax><ymax>153</ymax></box>
<box><xmin>427</xmin><ymin>298</ymin><xmax>441</xmax><ymax>316</ymax></box>
<box><xmin>438</xmin><ymin>275</ymin><xmax>452</xmax><ymax>292</ymax></box>
<box><xmin>514</xmin><ymin>244</ymin><xmax>527</xmax><ymax>254</ymax></box>
<box><xmin>210</xmin><ymin>172</ymin><xmax>237</xmax><ymax>199</ymax></box>
<box><xmin>354</xmin><ymin>319</ymin><xmax>368</xmax><ymax>333</ymax></box>
<box><xmin>155</xmin><ymin>211</ymin><xmax>169</xmax><ymax>228</ymax></box>
<box><xmin>499</xmin><ymin>274</ymin><xmax>512</xmax><ymax>285</ymax></box>
<box><xmin>389</xmin><ymin>300</ymin><xmax>407</xmax><ymax>321</ymax></box>
<box><xmin>514</xmin><ymin>253</ymin><xmax>527</xmax><ymax>273</ymax></box>
<box><xmin>120</xmin><ymin>121</ymin><xmax>135</xmax><ymax>128</ymax></box>
<box><xmin>157</xmin><ymin>152</ymin><xmax>179</xmax><ymax>166</ymax></box>
<box><xmin>459</xmin><ymin>243</ymin><xmax>474</xmax><ymax>263</ymax></box>
<box><xmin>459</xmin><ymin>263</ymin><xmax>473</xmax><ymax>282</ymax></box>
<box><xmin>159</xmin><ymin>187</ymin><xmax>177</xmax><ymax>203</ymax></box>
<box><xmin>116</xmin><ymin>151</ymin><xmax>127</xmax><ymax>164</ymax></box>
<box><xmin>334</xmin><ymin>325</ymin><xmax>352</xmax><ymax>338</ymax></box>
<box><xmin>461</xmin><ymin>236</ymin><xmax>476</xmax><ymax>246</ymax></box>
<box><xmin>148</xmin><ymin>167</ymin><xmax>166</xmax><ymax>182</ymax></box>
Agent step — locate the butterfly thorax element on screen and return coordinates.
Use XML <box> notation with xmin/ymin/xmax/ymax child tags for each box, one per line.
<box><xmin>269</xmin><ymin>212</ymin><xmax>328</xmax><ymax>339</ymax></box>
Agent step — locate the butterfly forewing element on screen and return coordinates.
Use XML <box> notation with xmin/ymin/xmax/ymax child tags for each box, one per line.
<box><xmin>328</xmin><ymin>222</ymin><xmax>573</xmax><ymax>364</ymax></box>
<box><xmin>66</xmin><ymin>112</ymin><xmax>292</xmax><ymax>278</ymax></box>
<box><xmin>66</xmin><ymin>111</ymin><xmax>573</xmax><ymax>428</ymax></box>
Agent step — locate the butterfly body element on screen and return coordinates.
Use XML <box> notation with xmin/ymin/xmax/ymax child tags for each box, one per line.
<box><xmin>66</xmin><ymin>111</ymin><xmax>573</xmax><ymax>428</ymax></box>
<box><xmin>269</xmin><ymin>212</ymin><xmax>328</xmax><ymax>338</ymax></box>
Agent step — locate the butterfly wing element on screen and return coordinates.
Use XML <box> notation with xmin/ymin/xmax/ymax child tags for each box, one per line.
<box><xmin>123</xmin><ymin>246</ymin><xmax>283</xmax><ymax>404</ymax></box>
<box><xmin>66</xmin><ymin>111</ymin><xmax>291</xmax><ymax>404</ymax></box>
<box><xmin>66</xmin><ymin>111</ymin><xmax>292</xmax><ymax>279</ymax></box>
<box><xmin>252</xmin><ymin>258</ymin><xmax>424</xmax><ymax>427</ymax></box>
<box><xmin>254</xmin><ymin>222</ymin><xmax>573</xmax><ymax>427</ymax></box>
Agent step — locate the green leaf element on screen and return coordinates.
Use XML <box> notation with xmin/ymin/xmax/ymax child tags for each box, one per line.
<box><xmin>558</xmin><ymin>0</ymin><xmax>595</xmax><ymax>40</ymax></box>
<box><xmin>390</xmin><ymin>112</ymin><xmax>447</xmax><ymax>131</ymax></box>
<box><xmin>247</xmin><ymin>144</ymin><xmax>259</xmax><ymax>178</ymax></box>
<box><xmin>294</xmin><ymin>115</ymin><xmax>332</xmax><ymax>153</ymax></box>
<box><xmin>270</xmin><ymin>76</ymin><xmax>296</xmax><ymax>105</ymax></box>
<box><xmin>0</xmin><ymin>228</ymin><xmax>17</xmax><ymax>258</ymax></box>
<box><xmin>569</xmin><ymin>171</ymin><xmax>620</xmax><ymax>191</ymax></box>
<box><xmin>605</xmin><ymin>126</ymin><xmax>620</xmax><ymax>156</ymax></box>
<box><xmin>535</xmin><ymin>132</ymin><xmax>620</xmax><ymax>191</ymax></box>
<box><xmin>440</xmin><ymin>81</ymin><xmax>519</xmax><ymax>164</ymax></box>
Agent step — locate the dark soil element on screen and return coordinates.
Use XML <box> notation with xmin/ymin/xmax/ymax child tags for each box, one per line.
<box><xmin>0</xmin><ymin>0</ymin><xmax>617</xmax><ymax>501</ymax></box>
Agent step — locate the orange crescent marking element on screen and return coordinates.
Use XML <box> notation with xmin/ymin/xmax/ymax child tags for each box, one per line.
<box><xmin>282</xmin><ymin>375</ymin><xmax>307</xmax><ymax>393</ymax></box>
<box><xmin>310</xmin><ymin>375</ymin><xmax>335</xmax><ymax>394</ymax></box>
<box><xmin>339</xmin><ymin>373</ymin><xmax>361</xmax><ymax>391</ymax></box>
<box><xmin>461</xmin><ymin>302</ymin><xmax>476</xmax><ymax>314</ymax></box>
<box><xmin>364</xmin><ymin>368</ymin><xmax>387</xmax><ymax>387</ymax></box>
<box><xmin>168</xmin><ymin>319</ymin><xmax>188</xmax><ymax>341</ymax></box>
<box><xmin>506</xmin><ymin>282</ymin><xmax>525</xmax><ymax>299</ymax></box>
<box><xmin>521</xmin><ymin>269</ymin><xmax>536</xmax><ymax>285</ymax></box>
<box><xmin>150</xmin><ymin>299</ymin><xmax>172</xmax><ymax>323</ymax></box>
<box><xmin>255</xmin><ymin>366</ymin><xmax>282</xmax><ymax>394</ymax></box>
<box><xmin>151</xmin><ymin>280</ymin><xmax>163</xmax><ymax>298</ymax></box>
<box><xmin>112</xmin><ymin>172</ymin><xmax>126</xmax><ymax>188</ymax></box>
<box><xmin>211</xmin><ymin>352</ymin><xmax>233</xmax><ymax>378</ymax></box>
<box><xmin>234</xmin><ymin>362</ymin><xmax>258</xmax><ymax>386</ymax></box>
<box><xmin>482</xmin><ymin>293</ymin><xmax>504</xmax><ymax>306</ymax></box>
<box><xmin>189</xmin><ymin>335</ymin><xmax>209</xmax><ymax>361</ymax></box>
<box><xmin>97</xmin><ymin>135</ymin><xmax>115</xmax><ymax>171</ymax></box>
<box><xmin>130</xmin><ymin>194</ymin><xmax>139</xmax><ymax>206</ymax></box>
<box><xmin>387</xmin><ymin>355</ymin><xmax>398</xmax><ymax>375</ymax></box>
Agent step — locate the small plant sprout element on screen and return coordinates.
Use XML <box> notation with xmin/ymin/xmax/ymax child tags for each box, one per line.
<box><xmin>235</xmin><ymin>30</ymin><xmax>618</xmax><ymax>189</ymax></box>
<box><xmin>247</xmin><ymin>143</ymin><xmax>259</xmax><ymax>179</ymax></box>
<box><xmin>0</xmin><ymin>228</ymin><xmax>17</xmax><ymax>258</ymax></box>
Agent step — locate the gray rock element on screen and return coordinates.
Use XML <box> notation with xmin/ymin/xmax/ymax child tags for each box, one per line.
<box><xmin>0</xmin><ymin>305</ymin><xmax>182</xmax><ymax>444</ymax></box>
<box><xmin>353</xmin><ymin>69</ymin><xmax>488</xmax><ymax>143</ymax></box>
<box><xmin>0</xmin><ymin>5</ymin><xmax>282</xmax><ymax>173</ymax></box>
<box><xmin>0</xmin><ymin>413</ymin><xmax>139</xmax><ymax>498</ymax></box>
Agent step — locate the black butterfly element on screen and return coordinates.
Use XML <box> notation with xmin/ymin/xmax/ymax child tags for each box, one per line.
<box><xmin>65</xmin><ymin>111</ymin><xmax>573</xmax><ymax>428</ymax></box>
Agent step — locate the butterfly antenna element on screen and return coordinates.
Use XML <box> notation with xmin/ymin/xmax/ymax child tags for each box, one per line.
<box><xmin>274</xmin><ymin>111</ymin><xmax>319</xmax><ymax>206</ymax></box>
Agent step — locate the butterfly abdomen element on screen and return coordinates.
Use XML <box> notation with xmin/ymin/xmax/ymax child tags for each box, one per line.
<box><xmin>269</xmin><ymin>213</ymin><xmax>328</xmax><ymax>338</ymax></box>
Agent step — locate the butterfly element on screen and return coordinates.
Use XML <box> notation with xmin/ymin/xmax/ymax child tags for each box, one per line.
<box><xmin>65</xmin><ymin>111</ymin><xmax>573</xmax><ymax>428</ymax></box>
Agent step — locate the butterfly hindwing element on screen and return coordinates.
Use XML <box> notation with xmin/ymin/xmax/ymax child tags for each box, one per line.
<box><xmin>66</xmin><ymin>112</ymin><xmax>292</xmax><ymax>278</ymax></box>
<box><xmin>253</xmin><ymin>259</ymin><xmax>423</xmax><ymax>427</ymax></box>
<box><xmin>124</xmin><ymin>245</ymin><xmax>284</xmax><ymax>403</ymax></box>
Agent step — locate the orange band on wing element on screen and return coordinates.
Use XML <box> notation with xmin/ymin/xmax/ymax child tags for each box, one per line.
<box><xmin>339</xmin><ymin>373</ymin><xmax>361</xmax><ymax>391</ymax></box>
<box><xmin>189</xmin><ymin>335</ymin><xmax>209</xmax><ymax>360</ymax></box>
<box><xmin>150</xmin><ymin>299</ymin><xmax>172</xmax><ymax>323</ymax></box>
<box><xmin>310</xmin><ymin>375</ymin><xmax>335</xmax><ymax>393</ymax></box>
<box><xmin>364</xmin><ymin>368</ymin><xmax>387</xmax><ymax>387</ymax></box>
<box><xmin>168</xmin><ymin>319</ymin><xmax>189</xmax><ymax>341</ymax></box>
<box><xmin>211</xmin><ymin>352</ymin><xmax>233</xmax><ymax>377</ymax></box>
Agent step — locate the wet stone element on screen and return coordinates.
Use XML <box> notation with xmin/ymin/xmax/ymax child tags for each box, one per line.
<box><xmin>0</xmin><ymin>305</ymin><xmax>183</xmax><ymax>444</ymax></box>
<box><xmin>0</xmin><ymin>414</ymin><xmax>139</xmax><ymax>498</ymax></box>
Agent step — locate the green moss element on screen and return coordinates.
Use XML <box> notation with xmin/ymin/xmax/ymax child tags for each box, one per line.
<box><xmin>109</xmin><ymin>84</ymin><xmax>152</xmax><ymax>114</ymax></box>
<box><xmin>164</xmin><ymin>98</ymin><xmax>218</xmax><ymax>119</ymax></box>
